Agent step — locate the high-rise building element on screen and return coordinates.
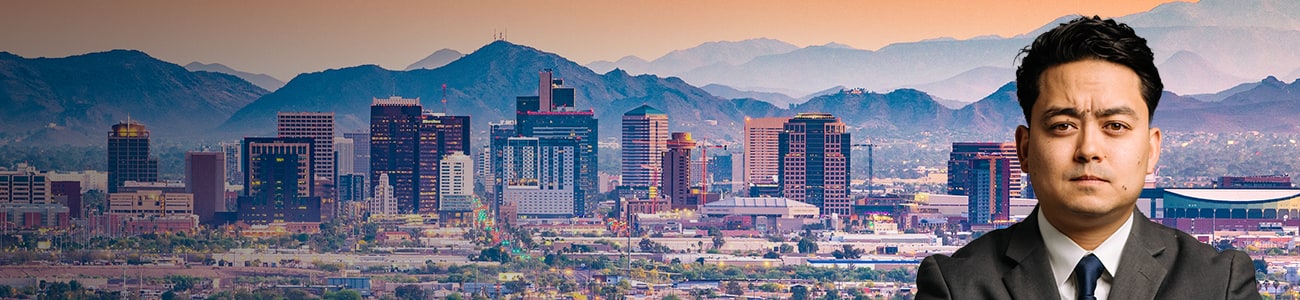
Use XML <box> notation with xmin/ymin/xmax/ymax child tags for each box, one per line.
<box><xmin>439</xmin><ymin>152</ymin><xmax>474</xmax><ymax>223</ymax></box>
<box><xmin>107</xmin><ymin>121</ymin><xmax>158</xmax><ymax>193</ymax></box>
<box><xmin>778</xmin><ymin>113</ymin><xmax>851</xmax><ymax>216</ymax></box>
<box><xmin>663</xmin><ymin>132</ymin><xmax>696</xmax><ymax>210</ymax></box>
<box><xmin>371</xmin><ymin>173</ymin><xmax>397</xmax><ymax>216</ymax></box>
<box><xmin>621</xmin><ymin>105</ymin><xmax>669</xmax><ymax>188</ymax></box>
<box><xmin>239</xmin><ymin>137</ymin><xmax>321</xmax><ymax>224</ymax></box>
<box><xmin>221</xmin><ymin>142</ymin><xmax>244</xmax><ymax>186</ymax></box>
<box><xmin>342</xmin><ymin>131</ymin><xmax>371</xmax><ymax>177</ymax></box>
<box><xmin>334</xmin><ymin>137</ymin><xmax>355</xmax><ymax>176</ymax></box>
<box><xmin>488</xmin><ymin>121</ymin><xmax>517</xmax><ymax>209</ymax></box>
<box><xmin>707</xmin><ymin>152</ymin><xmax>734</xmax><ymax>195</ymax></box>
<box><xmin>337</xmin><ymin>174</ymin><xmax>366</xmax><ymax>202</ymax></box>
<box><xmin>370</xmin><ymin>97</ymin><xmax>422</xmax><ymax>214</ymax></box>
<box><xmin>967</xmin><ymin>155</ymin><xmax>1013</xmax><ymax>225</ymax></box>
<box><xmin>418</xmin><ymin>112</ymin><xmax>470</xmax><ymax>214</ymax></box>
<box><xmin>278</xmin><ymin>112</ymin><xmax>335</xmax><ymax>182</ymax></box>
<box><xmin>947</xmin><ymin>142</ymin><xmax>1021</xmax><ymax>197</ymax></box>
<box><xmin>744</xmin><ymin>117</ymin><xmax>786</xmax><ymax>188</ymax></box>
<box><xmin>515</xmin><ymin>72</ymin><xmax>598</xmax><ymax>216</ymax></box>
<box><xmin>185</xmin><ymin>151</ymin><xmax>225</xmax><ymax>224</ymax></box>
<box><xmin>501</xmin><ymin>137</ymin><xmax>581</xmax><ymax>218</ymax></box>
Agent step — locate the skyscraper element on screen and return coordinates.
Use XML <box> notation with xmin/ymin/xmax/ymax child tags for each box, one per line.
<box><xmin>488</xmin><ymin>121</ymin><xmax>516</xmax><ymax>209</ymax></box>
<box><xmin>707</xmin><ymin>152</ymin><xmax>734</xmax><ymax>195</ymax></box>
<box><xmin>371</xmin><ymin>173</ymin><xmax>397</xmax><ymax>216</ymax></box>
<box><xmin>515</xmin><ymin>71</ymin><xmax>598</xmax><ymax>216</ymax></box>
<box><xmin>342</xmin><ymin>131</ymin><xmax>371</xmax><ymax>177</ymax></box>
<box><xmin>663</xmin><ymin>132</ymin><xmax>696</xmax><ymax>210</ymax></box>
<box><xmin>221</xmin><ymin>142</ymin><xmax>243</xmax><ymax>186</ymax></box>
<box><xmin>334</xmin><ymin>137</ymin><xmax>355</xmax><ymax>176</ymax></box>
<box><xmin>501</xmin><ymin>137</ymin><xmax>581</xmax><ymax>218</ymax></box>
<box><xmin>418</xmin><ymin>112</ymin><xmax>471</xmax><ymax>214</ymax></box>
<box><xmin>278</xmin><ymin>112</ymin><xmax>335</xmax><ymax>182</ymax></box>
<box><xmin>744</xmin><ymin>117</ymin><xmax>786</xmax><ymax>188</ymax></box>
<box><xmin>967</xmin><ymin>155</ymin><xmax>1013</xmax><ymax>224</ymax></box>
<box><xmin>778</xmin><ymin>113</ymin><xmax>851</xmax><ymax>216</ymax></box>
<box><xmin>439</xmin><ymin>152</ymin><xmax>474</xmax><ymax>224</ymax></box>
<box><xmin>185</xmin><ymin>151</ymin><xmax>225</xmax><ymax>224</ymax></box>
<box><xmin>947</xmin><ymin>142</ymin><xmax>1021</xmax><ymax>197</ymax></box>
<box><xmin>107</xmin><ymin>120</ymin><xmax>158</xmax><ymax>193</ymax></box>
<box><xmin>370</xmin><ymin>97</ymin><xmax>422</xmax><ymax>214</ymax></box>
<box><xmin>239</xmin><ymin>137</ymin><xmax>321</xmax><ymax>224</ymax></box>
<box><xmin>621</xmin><ymin>105</ymin><xmax>669</xmax><ymax>188</ymax></box>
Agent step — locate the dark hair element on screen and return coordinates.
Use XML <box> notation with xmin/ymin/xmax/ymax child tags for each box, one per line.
<box><xmin>1015</xmin><ymin>16</ymin><xmax>1162</xmax><ymax>123</ymax></box>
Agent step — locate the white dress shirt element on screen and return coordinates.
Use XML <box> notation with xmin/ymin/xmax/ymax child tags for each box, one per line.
<box><xmin>1038</xmin><ymin>211</ymin><xmax>1134</xmax><ymax>300</ymax></box>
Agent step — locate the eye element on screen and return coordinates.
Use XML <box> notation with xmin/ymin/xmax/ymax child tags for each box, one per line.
<box><xmin>1103</xmin><ymin>122</ymin><xmax>1130</xmax><ymax>132</ymax></box>
<box><xmin>1049</xmin><ymin>123</ymin><xmax>1077</xmax><ymax>133</ymax></box>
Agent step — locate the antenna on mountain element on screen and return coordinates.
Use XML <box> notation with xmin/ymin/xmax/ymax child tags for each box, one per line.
<box><xmin>441</xmin><ymin>83</ymin><xmax>448</xmax><ymax>114</ymax></box>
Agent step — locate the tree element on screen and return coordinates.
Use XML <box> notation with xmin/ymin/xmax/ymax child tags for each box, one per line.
<box><xmin>791</xmin><ymin>285</ymin><xmax>811</xmax><ymax>300</ymax></box>
<box><xmin>797</xmin><ymin>237</ymin><xmax>819</xmax><ymax>254</ymax></box>
<box><xmin>324</xmin><ymin>290</ymin><xmax>362</xmax><ymax>300</ymax></box>
<box><xmin>394</xmin><ymin>285</ymin><xmax>426</xmax><ymax>300</ymax></box>
<box><xmin>831</xmin><ymin>245</ymin><xmax>863</xmax><ymax>259</ymax></box>
<box><xmin>161</xmin><ymin>291</ymin><xmax>177</xmax><ymax>300</ymax></box>
<box><xmin>779</xmin><ymin>243</ymin><xmax>795</xmax><ymax>253</ymax></box>
<box><xmin>724</xmin><ymin>281</ymin><xmax>744</xmax><ymax>296</ymax></box>
<box><xmin>763</xmin><ymin>251</ymin><xmax>781</xmax><ymax>259</ymax></box>
<box><xmin>444</xmin><ymin>293</ymin><xmax>464</xmax><ymax>300</ymax></box>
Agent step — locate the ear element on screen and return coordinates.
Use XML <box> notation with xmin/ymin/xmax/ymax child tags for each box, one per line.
<box><xmin>1146</xmin><ymin>127</ymin><xmax>1162</xmax><ymax>174</ymax></box>
<box><xmin>1015</xmin><ymin>125</ymin><xmax>1030</xmax><ymax>173</ymax></box>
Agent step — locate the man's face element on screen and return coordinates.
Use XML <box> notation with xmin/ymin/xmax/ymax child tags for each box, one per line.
<box><xmin>1016</xmin><ymin>59</ymin><xmax>1161</xmax><ymax>221</ymax></box>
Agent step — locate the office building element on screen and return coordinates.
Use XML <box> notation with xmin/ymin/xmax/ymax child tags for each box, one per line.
<box><xmin>337</xmin><ymin>174</ymin><xmax>366</xmax><ymax>202</ymax></box>
<box><xmin>371</xmin><ymin>173</ymin><xmax>398</xmax><ymax>216</ymax></box>
<box><xmin>778</xmin><ymin>113</ymin><xmax>851</xmax><ymax>216</ymax></box>
<box><xmin>663</xmin><ymin>132</ymin><xmax>696</xmax><ymax>210</ymax></box>
<box><xmin>342</xmin><ymin>131</ymin><xmax>371</xmax><ymax>177</ymax></box>
<box><xmin>418</xmin><ymin>112</ymin><xmax>470</xmax><ymax>214</ymax></box>
<box><xmin>185</xmin><ymin>151</ymin><xmax>225</xmax><ymax>224</ymax></box>
<box><xmin>488</xmin><ymin>121</ymin><xmax>517</xmax><ymax>209</ymax></box>
<box><xmin>501</xmin><ymin>137</ymin><xmax>581</xmax><ymax>218</ymax></box>
<box><xmin>948</xmin><ymin>142</ymin><xmax>1021</xmax><ymax>197</ymax></box>
<box><xmin>621</xmin><ymin>105</ymin><xmax>669</xmax><ymax>188</ymax></box>
<box><xmin>221</xmin><ymin>142</ymin><xmax>243</xmax><ymax>186</ymax></box>
<box><xmin>515</xmin><ymin>72</ymin><xmax>598</xmax><ymax>216</ymax></box>
<box><xmin>107</xmin><ymin>120</ymin><xmax>158</xmax><ymax>193</ymax></box>
<box><xmin>744</xmin><ymin>117</ymin><xmax>786</xmax><ymax>188</ymax></box>
<box><xmin>335</xmin><ymin>137</ymin><xmax>355</xmax><ymax>176</ymax></box>
<box><xmin>0</xmin><ymin>166</ymin><xmax>49</xmax><ymax>205</ymax></box>
<box><xmin>708</xmin><ymin>152</ymin><xmax>734</xmax><ymax>195</ymax></box>
<box><xmin>50</xmin><ymin>181</ymin><xmax>81</xmax><ymax>219</ymax></box>
<box><xmin>439</xmin><ymin>152</ymin><xmax>474</xmax><ymax>224</ymax></box>
<box><xmin>239</xmin><ymin>137</ymin><xmax>321</xmax><ymax>224</ymax></box>
<box><xmin>967</xmin><ymin>155</ymin><xmax>1013</xmax><ymax>225</ymax></box>
<box><xmin>370</xmin><ymin>97</ymin><xmax>423</xmax><ymax>214</ymax></box>
<box><xmin>278</xmin><ymin>112</ymin><xmax>335</xmax><ymax>182</ymax></box>
<box><xmin>108</xmin><ymin>190</ymin><xmax>197</xmax><ymax>234</ymax></box>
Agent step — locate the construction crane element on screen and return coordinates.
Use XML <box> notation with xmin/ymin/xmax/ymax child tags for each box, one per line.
<box><xmin>852</xmin><ymin>142</ymin><xmax>876</xmax><ymax>196</ymax></box>
<box><xmin>697</xmin><ymin>139</ymin><xmax>727</xmax><ymax>206</ymax></box>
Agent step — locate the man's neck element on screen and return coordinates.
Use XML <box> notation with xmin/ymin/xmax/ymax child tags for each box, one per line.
<box><xmin>1042</xmin><ymin>208</ymin><xmax>1133</xmax><ymax>251</ymax></box>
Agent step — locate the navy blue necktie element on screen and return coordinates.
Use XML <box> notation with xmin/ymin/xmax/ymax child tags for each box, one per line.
<box><xmin>1074</xmin><ymin>254</ymin><xmax>1105</xmax><ymax>300</ymax></box>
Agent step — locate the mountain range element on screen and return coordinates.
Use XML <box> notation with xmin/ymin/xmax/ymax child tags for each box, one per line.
<box><xmin>184</xmin><ymin>62</ymin><xmax>285</xmax><ymax>91</ymax></box>
<box><xmin>0</xmin><ymin>50</ymin><xmax>267</xmax><ymax>145</ymax></box>
<box><xmin>405</xmin><ymin>49</ymin><xmax>465</xmax><ymax>71</ymax></box>
<box><xmin>587</xmin><ymin>0</ymin><xmax>1300</xmax><ymax>102</ymax></box>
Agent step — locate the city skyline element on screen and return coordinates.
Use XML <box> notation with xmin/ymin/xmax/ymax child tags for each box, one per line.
<box><xmin>1</xmin><ymin>0</ymin><xmax>1187</xmax><ymax>80</ymax></box>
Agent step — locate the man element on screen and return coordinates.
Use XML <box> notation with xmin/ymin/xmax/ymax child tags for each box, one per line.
<box><xmin>915</xmin><ymin>16</ymin><xmax>1260</xmax><ymax>300</ymax></box>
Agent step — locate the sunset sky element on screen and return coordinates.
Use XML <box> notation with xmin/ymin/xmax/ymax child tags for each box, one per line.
<box><xmin>2</xmin><ymin>0</ymin><xmax>1191</xmax><ymax>80</ymax></box>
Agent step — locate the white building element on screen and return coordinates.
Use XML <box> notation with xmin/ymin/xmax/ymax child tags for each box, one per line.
<box><xmin>439</xmin><ymin>152</ymin><xmax>474</xmax><ymax>213</ymax></box>
<box><xmin>371</xmin><ymin>173</ymin><xmax>398</xmax><ymax>216</ymax></box>
<box><xmin>334</xmin><ymin>137</ymin><xmax>355</xmax><ymax>176</ymax></box>
<box><xmin>502</xmin><ymin>137</ymin><xmax>579</xmax><ymax>218</ymax></box>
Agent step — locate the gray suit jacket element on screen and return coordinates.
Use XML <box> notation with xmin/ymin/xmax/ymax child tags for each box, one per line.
<box><xmin>916</xmin><ymin>208</ymin><xmax>1261</xmax><ymax>300</ymax></box>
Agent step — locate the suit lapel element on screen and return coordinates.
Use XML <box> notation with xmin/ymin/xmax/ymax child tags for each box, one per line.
<box><xmin>1002</xmin><ymin>209</ymin><xmax>1062</xmax><ymax>300</ymax></box>
<box><xmin>1109</xmin><ymin>210</ymin><xmax>1171</xmax><ymax>300</ymax></box>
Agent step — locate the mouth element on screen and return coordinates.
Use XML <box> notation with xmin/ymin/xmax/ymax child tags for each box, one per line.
<box><xmin>1071</xmin><ymin>175</ymin><xmax>1109</xmax><ymax>183</ymax></box>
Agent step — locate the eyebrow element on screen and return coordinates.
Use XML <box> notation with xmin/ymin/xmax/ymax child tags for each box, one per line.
<box><xmin>1040</xmin><ymin>106</ymin><xmax>1138</xmax><ymax>121</ymax></box>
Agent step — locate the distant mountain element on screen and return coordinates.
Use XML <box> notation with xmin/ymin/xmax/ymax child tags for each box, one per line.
<box><xmin>586</xmin><ymin>38</ymin><xmax>799</xmax><ymax>76</ymax></box>
<box><xmin>1118</xmin><ymin>0</ymin><xmax>1300</xmax><ymax>31</ymax></box>
<box><xmin>798</xmin><ymin>86</ymin><xmax>849</xmax><ymax>103</ymax></box>
<box><xmin>404</xmin><ymin>49</ymin><xmax>464</xmax><ymax>70</ymax></box>
<box><xmin>909</xmin><ymin>66</ymin><xmax>1014</xmax><ymax>104</ymax></box>
<box><xmin>700</xmin><ymin>84</ymin><xmax>799</xmax><ymax>107</ymax></box>
<box><xmin>185</xmin><ymin>61</ymin><xmax>285</xmax><ymax>91</ymax></box>
<box><xmin>1156</xmin><ymin>51</ymin><xmax>1248</xmax><ymax>95</ymax></box>
<box><xmin>1187</xmin><ymin>81</ymin><xmax>1261</xmax><ymax>102</ymax></box>
<box><xmin>636</xmin><ymin>0</ymin><xmax>1300</xmax><ymax>99</ymax></box>
<box><xmin>0</xmin><ymin>50</ymin><xmax>267</xmax><ymax>145</ymax></box>
<box><xmin>587</xmin><ymin>56</ymin><xmax>648</xmax><ymax>74</ymax></box>
<box><xmin>221</xmin><ymin>41</ymin><xmax>763</xmax><ymax>143</ymax></box>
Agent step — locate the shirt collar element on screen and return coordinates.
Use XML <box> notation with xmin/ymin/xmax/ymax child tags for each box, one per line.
<box><xmin>1037</xmin><ymin>209</ymin><xmax>1134</xmax><ymax>287</ymax></box>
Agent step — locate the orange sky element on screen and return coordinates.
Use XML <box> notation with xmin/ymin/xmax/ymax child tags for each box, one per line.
<box><xmin>1</xmin><ymin>0</ymin><xmax>1190</xmax><ymax>80</ymax></box>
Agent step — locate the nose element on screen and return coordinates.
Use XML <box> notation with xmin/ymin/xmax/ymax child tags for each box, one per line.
<box><xmin>1074</xmin><ymin>127</ymin><xmax>1103</xmax><ymax>163</ymax></box>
